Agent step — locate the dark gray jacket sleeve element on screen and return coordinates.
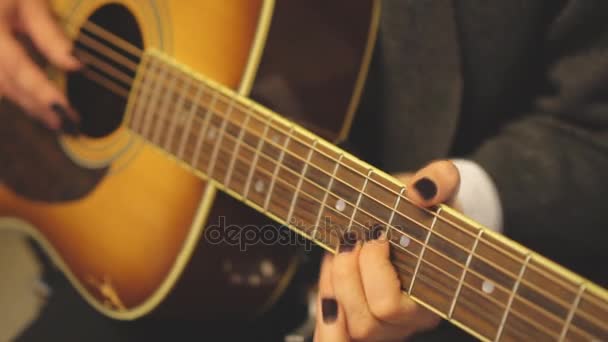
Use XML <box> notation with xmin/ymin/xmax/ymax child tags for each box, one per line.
<box><xmin>472</xmin><ymin>19</ymin><xmax>608</xmax><ymax>284</ymax></box>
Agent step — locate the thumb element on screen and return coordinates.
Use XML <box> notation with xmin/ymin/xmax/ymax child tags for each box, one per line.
<box><xmin>406</xmin><ymin>160</ymin><xmax>460</xmax><ymax>207</ymax></box>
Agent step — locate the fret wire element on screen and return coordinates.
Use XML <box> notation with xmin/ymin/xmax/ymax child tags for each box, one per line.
<box><xmin>495</xmin><ymin>253</ymin><xmax>533</xmax><ymax>342</ymax></box>
<box><xmin>130</xmin><ymin>63</ymin><xmax>474</xmax><ymax>257</ymax></box>
<box><xmin>224</xmin><ymin>105</ymin><xmax>252</xmax><ymax>187</ymax></box>
<box><xmin>190</xmin><ymin>90</ymin><xmax>218</xmax><ymax>167</ymax></box>
<box><xmin>185</xmin><ymin>140</ymin><xmax>427</xmax><ymax>274</ymax></box>
<box><xmin>286</xmin><ymin>140</ymin><xmax>318</xmax><ymax>225</ymax></box>
<box><xmin>409</xmin><ymin>207</ymin><xmax>442</xmax><ymax>295</ymax></box>
<box><xmin>448</xmin><ymin>229</ymin><xmax>484</xmax><ymax>319</ymax></box>
<box><xmin>140</xmin><ymin>59</ymin><xmax>170</xmax><ymax>139</ymax></box>
<box><xmin>391</xmin><ymin>254</ymin><xmax>560</xmax><ymax>341</ymax></box>
<box><xmin>90</xmin><ymin>48</ymin><xmax>608</xmax><ymax>334</ymax></box>
<box><xmin>389</xmin><ymin>223</ymin><xmax>587</xmax><ymax>340</ymax></box>
<box><xmin>393</xmin><ymin>246</ymin><xmax>565</xmax><ymax>340</ymax></box>
<box><xmin>159</xmin><ymin>110</ymin><xmax>591</xmax><ymax>339</ymax></box>
<box><xmin>165</xmin><ymin>74</ymin><xmax>192</xmax><ymax>151</ymax></box>
<box><xmin>223</xmin><ymin>88</ymin><xmax>581</xmax><ymax>306</ymax></box>
<box><xmin>228</xmin><ymin>146</ymin><xmax>585</xmax><ymax>339</ymax></box>
<box><xmin>152</xmin><ymin>70</ymin><xmax>179</xmax><ymax>144</ymax></box>
<box><xmin>129</xmin><ymin>54</ymin><xmax>152</xmax><ymax>131</ymax></box>
<box><xmin>138</xmin><ymin>73</ymin><xmax>595</xmax><ymax>335</ymax></box>
<box><xmin>559</xmin><ymin>284</ymin><xmax>586</xmax><ymax>341</ymax></box>
<box><xmin>387</xmin><ymin>187</ymin><xmax>406</xmax><ymax>232</ymax></box>
<box><xmin>182</xmin><ymin>126</ymin><xmax>445</xmax><ymax>283</ymax></box>
<box><xmin>391</xmin><ymin>241</ymin><xmax>567</xmax><ymax>340</ymax></box>
<box><xmin>182</xmin><ymin>129</ymin><xmax>350</xmax><ymax>246</ymax></box>
<box><xmin>134</xmin><ymin>62</ymin><xmax>585</xmax><ymax>314</ymax></box>
<box><xmin>121</xmin><ymin>52</ymin><xmax>584</xmax><ymax>300</ymax></box>
<box><xmin>312</xmin><ymin>153</ymin><xmax>343</xmax><ymax>239</ymax></box>
<box><xmin>156</xmin><ymin>99</ymin><xmax>592</xmax><ymax>334</ymax></box>
<box><xmin>217</xmin><ymin>105</ymin><xmax>567</xmax><ymax>295</ymax></box>
<box><xmin>264</xmin><ymin>126</ymin><xmax>294</xmax><ymax>212</ymax></box>
<box><xmin>76</xmin><ymin>27</ymin><xmax>607</xmax><ymax>338</ymax></box>
<box><xmin>202</xmin><ymin>82</ymin><xmax>596</xmax><ymax>320</ymax></box>
<box><xmin>347</xmin><ymin>169</ymin><xmax>373</xmax><ymax>232</ymax></box>
<box><xmin>183</xmin><ymin>87</ymin><xmax>566</xmax><ymax>305</ymax></box>
<box><xmin>206</xmin><ymin>99</ymin><xmax>236</xmax><ymax>176</ymax></box>
<box><xmin>243</xmin><ymin>116</ymin><xmax>273</xmax><ymax>200</ymax></box>
<box><xmin>131</xmin><ymin>56</ymin><xmax>158</xmax><ymax>132</ymax></box>
<box><xmin>177</xmin><ymin>83</ymin><xmax>204</xmax><ymax>159</ymax></box>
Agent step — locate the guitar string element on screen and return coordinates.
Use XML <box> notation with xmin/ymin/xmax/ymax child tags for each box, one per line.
<box><xmin>76</xmin><ymin>53</ymin><xmax>604</xmax><ymax>334</ymax></box>
<box><xmin>74</xmin><ymin>59</ymin><xmax>591</xmax><ymax>340</ymax></box>
<box><xmin>63</xmin><ymin>14</ymin><xmax>608</xmax><ymax>338</ymax></box>
<box><xmin>64</xmin><ymin>20</ymin><xmax>605</xmax><ymax>333</ymax></box>
<box><xmin>125</xmin><ymin>57</ymin><xmax>578</xmax><ymax>325</ymax></box>
<box><xmin>73</xmin><ymin>21</ymin><xmax>604</xmax><ymax>310</ymax></box>
<box><xmin>71</xmin><ymin>31</ymin><xmax>604</xmax><ymax>340</ymax></box>
<box><xmin>68</xmin><ymin>27</ymin><xmax>604</xmax><ymax>330</ymax></box>
<box><xmin>71</xmin><ymin>19</ymin><xmax>595</xmax><ymax>309</ymax></box>
<box><xmin>75</xmin><ymin>21</ymin><xmax>523</xmax><ymax>262</ymax></box>
<box><xmin>132</xmin><ymin>80</ymin><xmax>568</xmax><ymax>340</ymax></box>
<box><xmin>67</xmin><ymin>29</ymin><xmax>600</xmax><ymax>320</ymax></box>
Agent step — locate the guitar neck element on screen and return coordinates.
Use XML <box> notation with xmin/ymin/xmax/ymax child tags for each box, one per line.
<box><xmin>126</xmin><ymin>50</ymin><xmax>608</xmax><ymax>341</ymax></box>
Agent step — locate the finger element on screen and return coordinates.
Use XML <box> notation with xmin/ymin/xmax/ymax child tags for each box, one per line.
<box><xmin>19</xmin><ymin>0</ymin><xmax>80</xmax><ymax>70</ymax></box>
<box><xmin>332</xmin><ymin>232</ymin><xmax>391</xmax><ymax>340</ymax></box>
<box><xmin>0</xmin><ymin>81</ymin><xmax>59</xmax><ymax>129</ymax></box>
<box><xmin>406</xmin><ymin>160</ymin><xmax>460</xmax><ymax>207</ymax></box>
<box><xmin>0</xmin><ymin>65</ymin><xmax>58</xmax><ymax>128</ymax></box>
<box><xmin>314</xmin><ymin>254</ymin><xmax>349</xmax><ymax>342</ymax></box>
<box><xmin>0</xmin><ymin>29</ymin><xmax>71</xmax><ymax>129</ymax></box>
<box><xmin>360</xmin><ymin>232</ymin><xmax>441</xmax><ymax>332</ymax></box>
<box><xmin>360</xmin><ymin>231</ymin><xmax>417</xmax><ymax>325</ymax></box>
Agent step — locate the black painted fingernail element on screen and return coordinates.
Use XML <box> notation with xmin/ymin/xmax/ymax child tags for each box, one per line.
<box><xmin>339</xmin><ymin>231</ymin><xmax>358</xmax><ymax>253</ymax></box>
<box><xmin>367</xmin><ymin>224</ymin><xmax>384</xmax><ymax>241</ymax></box>
<box><xmin>414</xmin><ymin>177</ymin><xmax>437</xmax><ymax>201</ymax></box>
<box><xmin>322</xmin><ymin>298</ymin><xmax>338</xmax><ymax>324</ymax></box>
<box><xmin>51</xmin><ymin>103</ymin><xmax>79</xmax><ymax>137</ymax></box>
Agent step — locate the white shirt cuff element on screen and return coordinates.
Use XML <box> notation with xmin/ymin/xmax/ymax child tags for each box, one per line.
<box><xmin>451</xmin><ymin>159</ymin><xmax>503</xmax><ymax>233</ymax></box>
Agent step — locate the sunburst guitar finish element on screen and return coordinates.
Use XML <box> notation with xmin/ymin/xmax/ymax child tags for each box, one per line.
<box><xmin>0</xmin><ymin>0</ymin><xmax>379</xmax><ymax>320</ymax></box>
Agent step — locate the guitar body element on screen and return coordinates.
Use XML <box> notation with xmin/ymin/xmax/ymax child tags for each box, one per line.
<box><xmin>0</xmin><ymin>0</ymin><xmax>379</xmax><ymax>320</ymax></box>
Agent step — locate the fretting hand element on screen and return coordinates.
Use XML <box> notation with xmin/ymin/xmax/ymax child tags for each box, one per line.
<box><xmin>314</xmin><ymin>160</ymin><xmax>461</xmax><ymax>341</ymax></box>
<box><xmin>0</xmin><ymin>0</ymin><xmax>79</xmax><ymax>130</ymax></box>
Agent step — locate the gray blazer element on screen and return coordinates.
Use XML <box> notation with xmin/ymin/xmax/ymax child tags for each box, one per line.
<box><xmin>350</xmin><ymin>0</ymin><xmax>608</xmax><ymax>290</ymax></box>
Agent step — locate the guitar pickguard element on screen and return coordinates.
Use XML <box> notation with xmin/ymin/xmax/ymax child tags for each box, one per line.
<box><xmin>0</xmin><ymin>99</ymin><xmax>106</xmax><ymax>202</ymax></box>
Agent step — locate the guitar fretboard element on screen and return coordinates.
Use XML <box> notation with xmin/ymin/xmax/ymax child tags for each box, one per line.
<box><xmin>126</xmin><ymin>50</ymin><xmax>608</xmax><ymax>342</ymax></box>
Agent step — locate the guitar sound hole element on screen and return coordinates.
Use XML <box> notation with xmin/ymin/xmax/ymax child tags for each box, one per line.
<box><xmin>67</xmin><ymin>4</ymin><xmax>143</xmax><ymax>138</ymax></box>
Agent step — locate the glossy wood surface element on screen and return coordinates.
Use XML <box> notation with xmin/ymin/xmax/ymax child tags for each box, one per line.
<box><xmin>252</xmin><ymin>0</ymin><xmax>374</xmax><ymax>141</ymax></box>
<box><xmin>0</xmin><ymin>0</ymin><xmax>376</xmax><ymax>319</ymax></box>
<box><xmin>0</xmin><ymin>0</ymin><xmax>263</xmax><ymax>313</ymax></box>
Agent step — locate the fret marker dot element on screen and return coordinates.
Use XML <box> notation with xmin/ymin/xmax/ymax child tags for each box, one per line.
<box><xmin>482</xmin><ymin>280</ymin><xmax>495</xmax><ymax>294</ymax></box>
<box><xmin>260</xmin><ymin>259</ymin><xmax>275</xmax><ymax>278</ymax></box>
<box><xmin>335</xmin><ymin>199</ymin><xmax>346</xmax><ymax>212</ymax></box>
<box><xmin>207</xmin><ymin>127</ymin><xmax>217</xmax><ymax>140</ymax></box>
<box><xmin>399</xmin><ymin>235</ymin><xmax>411</xmax><ymax>247</ymax></box>
<box><xmin>248</xmin><ymin>274</ymin><xmax>262</xmax><ymax>287</ymax></box>
<box><xmin>271</xmin><ymin>135</ymin><xmax>281</xmax><ymax>144</ymax></box>
<box><xmin>254</xmin><ymin>179</ymin><xmax>265</xmax><ymax>193</ymax></box>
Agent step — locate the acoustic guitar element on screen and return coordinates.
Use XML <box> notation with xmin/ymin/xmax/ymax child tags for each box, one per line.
<box><xmin>0</xmin><ymin>1</ymin><xmax>606</xmax><ymax>341</ymax></box>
